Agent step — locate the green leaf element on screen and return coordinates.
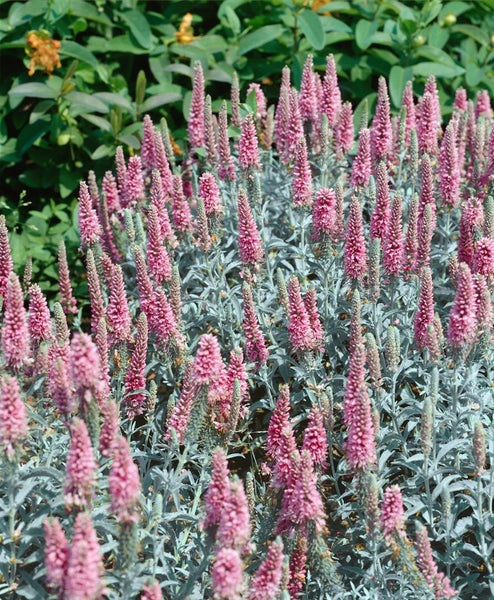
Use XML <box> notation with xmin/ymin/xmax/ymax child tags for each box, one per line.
<box><xmin>428</xmin><ymin>23</ymin><xmax>449</xmax><ymax>49</ymax></box>
<box><xmin>238</xmin><ymin>24</ymin><xmax>285</xmax><ymax>56</ymax></box>
<box><xmin>451</xmin><ymin>24</ymin><xmax>490</xmax><ymax>47</ymax></box>
<box><xmin>80</xmin><ymin>114</ymin><xmax>113</xmax><ymax>132</ymax></box>
<box><xmin>465</xmin><ymin>65</ymin><xmax>485</xmax><ymax>87</ymax></box>
<box><xmin>93</xmin><ymin>92</ymin><xmax>133</xmax><ymax>112</ymax></box>
<box><xmin>389</xmin><ymin>65</ymin><xmax>413</xmax><ymax>108</ymax></box>
<box><xmin>66</xmin><ymin>0</ymin><xmax>112</xmax><ymax>25</ymax></box>
<box><xmin>59</xmin><ymin>40</ymin><xmax>99</xmax><ymax>68</ymax></box>
<box><xmin>412</xmin><ymin>61</ymin><xmax>465</xmax><ymax>78</ymax></box>
<box><xmin>140</xmin><ymin>93</ymin><xmax>182</xmax><ymax>112</ymax></box>
<box><xmin>298</xmin><ymin>9</ymin><xmax>325</xmax><ymax>51</ymax></box>
<box><xmin>319</xmin><ymin>16</ymin><xmax>352</xmax><ymax>33</ymax></box>
<box><xmin>8</xmin><ymin>83</ymin><xmax>57</xmax><ymax>100</ymax></box>
<box><xmin>355</xmin><ymin>19</ymin><xmax>378</xmax><ymax>50</ymax></box>
<box><xmin>8</xmin><ymin>0</ymin><xmax>46</xmax><ymax>27</ymax></box>
<box><xmin>118</xmin><ymin>9</ymin><xmax>152</xmax><ymax>49</ymax></box>
<box><xmin>66</xmin><ymin>91</ymin><xmax>109</xmax><ymax>113</ymax></box>
<box><xmin>421</xmin><ymin>0</ymin><xmax>442</xmax><ymax>25</ymax></box>
<box><xmin>439</xmin><ymin>1</ymin><xmax>471</xmax><ymax>18</ymax></box>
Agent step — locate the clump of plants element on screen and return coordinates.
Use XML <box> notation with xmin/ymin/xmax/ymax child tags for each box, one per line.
<box><xmin>0</xmin><ymin>55</ymin><xmax>493</xmax><ymax>599</ymax></box>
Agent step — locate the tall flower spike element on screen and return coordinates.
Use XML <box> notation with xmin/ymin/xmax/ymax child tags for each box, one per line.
<box><xmin>171</xmin><ymin>174</ymin><xmax>193</xmax><ymax>233</ymax></box>
<box><xmin>345</xmin><ymin>377</ymin><xmax>376</xmax><ymax>470</ymax></box>
<box><xmin>415</xmin><ymin>523</ymin><xmax>457</xmax><ymax>599</ymax></box>
<box><xmin>57</xmin><ymin>240</ymin><xmax>78</xmax><ymax>316</ymax></box>
<box><xmin>147</xmin><ymin>204</ymin><xmax>172</xmax><ymax>285</ymax></box>
<box><xmin>212</xmin><ymin>548</ymin><xmax>244</xmax><ymax>600</ymax></box>
<box><xmin>321</xmin><ymin>54</ymin><xmax>342</xmax><ymax>126</ymax></box>
<box><xmin>351</xmin><ymin>127</ymin><xmax>372</xmax><ymax>188</ymax></box>
<box><xmin>63</xmin><ymin>512</ymin><xmax>104</xmax><ymax>600</ymax></box>
<box><xmin>299</xmin><ymin>54</ymin><xmax>317</xmax><ymax>124</ymax></box>
<box><xmin>274</xmin><ymin>68</ymin><xmax>291</xmax><ymax>160</ymax></box>
<box><xmin>203</xmin><ymin>447</ymin><xmax>231</xmax><ymax>530</ymax></box>
<box><xmin>287</xmin><ymin>276</ymin><xmax>315</xmax><ymax>352</ymax></box>
<box><xmin>418</xmin><ymin>91</ymin><xmax>439</xmax><ymax>155</ymax></box>
<box><xmin>447</xmin><ymin>262</ymin><xmax>476</xmax><ymax>350</ymax></box>
<box><xmin>403</xmin><ymin>194</ymin><xmax>419</xmax><ymax>273</ymax></box>
<box><xmin>237</xmin><ymin>188</ymin><xmax>264</xmax><ymax>267</ymax></box>
<box><xmin>247</xmin><ymin>539</ymin><xmax>284</xmax><ymax>600</ymax></box>
<box><xmin>242</xmin><ymin>282</ymin><xmax>269</xmax><ymax>368</ymax></box>
<box><xmin>192</xmin><ymin>333</ymin><xmax>224</xmax><ymax>387</ymax></box>
<box><xmin>381</xmin><ymin>484</ymin><xmax>405</xmax><ymax>541</ymax></box>
<box><xmin>335</xmin><ymin>101</ymin><xmax>354</xmax><ymax>155</ymax></box>
<box><xmin>216</xmin><ymin>478</ymin><xmax>252</xmax><ymax>553</ymax></box>
<box><xmin>370</xmin><ymin>160</ymin><xmax>391</xmax><ymax>241</ymax></box>
<box><xmin>64</xmin><ymin>418</ymin><xmax>97</xmax><ymax>511</ymax></box>
<box><xmin>383</xmin><ymin>194</ymin><xmax>404</xmax><ymax>276</ymax></box>
<box><xmin>123</xmin><ymin>156</ymin><xmax>145</xmax><ymax>207</ymax></box>
<box><xmin>439</xmin><ymin>122</ymin><xmax>460</xmax><ymax>207</ymax></box>
<box><xmin>106</xmin><ymin>263</ymin><xmax>132</xmax><ymax>345</ymax></box>
<box><xmin>165</xmin><ymin>358</ymin><xmax>195</xmax><ymax>443</ymax></box>
<box><xmin>292</xmin><ymin>136</ymin><xmax>313</xmax><ymax>207</ymax></box>
<box><xmin>102</xmin><ymin>170</ymin><xmax>121</xmax><ymax>216</ymax></box>
<box><xmin>153</xmin><ymin>287</ymin><xmax>183</xmax><ymax>351</ymax></box>
<box><xmin>199</xmin><ymin>171</ymin><xmax>222</xmax><ymax>217</ymax></box>
<box><xmin>204</xmin><ymin>94</ymin><xmax>216</xmax><ymax>166</ymax></box>
<box><xmin>2</xmin><ymin>273</ymin><xmax>30</xmax><ymax>371</ymax></box>
<box><xmin>217</xmin><ymin>100</ymin><xmax>236</xmax><ymax>181</ymax></box>
<box><xmin>115</xmin><ymin>145</ymin><xmax>127</xmax><ymax>198</ymax></box>
<box><xmin>473</xmin><ymin>237</ymin><xmax>494</xmax><ymax>277</ymax></box>
<box><xmin>188</xmin><ymin>61</ymin><xmax>205</xmax><ymax>151</ymax></box>
<box><xmin>86</xmin><ymin>249</ymin><xmax>105</xmax><ymax>336</ymax></box>
<box><xmin>302</xmin><ymin>406</ymin><xmax>328</xmax><ymax>469</ymax></box>
<box><xmin>344</xmin><ymin>196</ymin><xmax>367</xmax><ymax>280</ymax></box>
<box><xmin>312</xmin><ymin>187</ymin><xmax>336</xmax><ymax>240</ymax></box>
<box><xmin>43</xmin><ymin>517</ymin><xmax>69</xmax><ymax>594</ymax></box>
<box><xmin>0</xmin><ymin>374</ymin><xmax>28</xmax><ymax>458</ymax></box>
<box><xmin>109</xmin><ymin>435</ymin><xmax>141</xmax><ymax>523</ymax></box>
<box><xmin>370</xmin><ymin>76</ymin><xmax>392</xmax><ymax>163</ymax></box>
<box><xmin>343</xmin><ymin>343</ymin><xmax>366</xmax><ymax>427</ymax></box>
<box><xmin>140</xmin><ymin>114</ymin><xmax>156</xmax><ymax>174</ymax></box>
<box><xmin>400</xmin><ymin>80</ymin><xmax>416</xmax><ymax>146</ymax></box>
<box><xmin>133</xmin><ymin>245</ymin><xmax>156</xmax><ymax>326</ymax></box>
<box><xmin>239</xmin><ymin>113</ymin><xmax>261</xmax><ymax>172</ymax></box>
<box><xmin>414</xmin><ymin>267</ymin><xmax>435</xmax><ymax>349</ymax></box>
<box><xmin>304</xmin><ymin>287</ymin><xmax>324</xmax><ymax>352</ymax></box>
<box><xmin>124</xmin><ymin>313</ymin><xmax>148</xmax><ymax>419</ymax></box>
<box><xmin>266</xmin><ymin>384</ymin><xmax>291</xmax><ymax>460</ymax></box>
<box><xmin>286</xmin><ymin>88</ymin><xmax>304</xmax><ymax>163</ymax></box>
<box><xmin>99</xmin><ymin>397</ymin><xmax>120</xmax><ymax>457</ymax></box>
<box><xmin>154</xmin><ymin>131</ymin><xmax>173</xmax><ymax>197</ymax></box>
<box><xmin>0</xmin><ymin>214</ymin><xmax>13</xmax><ymax>299</ymax></box>
<box><xmin>78</xmin><ymin>181</ymin><xmax>101</xmax><ymax>248</ymax></box>
<box><xmin>69</xmin><ymin>332</ymin><xmax>103</xmax><ymax>406</ymax></box>
<box><xmin>28</xmin><ymin>284</ymin><xmax>52</xmax><ymax>344</ymax></box>
<box><xmin>150</xmin><ymin>170</ymin><xmax>177</xmax><ymax>247</ymax></box>
<box><xmin>230</xmin><ymin>71</ymin><xmax>241</xmax><ymax>128</ymax></box>
<box><xmin>416</xmin><ymin>203</ymin><xmax>434</xmax><ymax>270</ymax></box>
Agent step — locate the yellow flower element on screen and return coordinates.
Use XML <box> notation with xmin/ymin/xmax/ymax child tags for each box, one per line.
<box><xmin>175</xmin><ymin>13</ymin><xmax>198</xmax><ymax>44</ymax></box>
<box><xmin>26</xmin><ymin>30</ymin><xmax>61</xmax><ymax>76</ymax></box>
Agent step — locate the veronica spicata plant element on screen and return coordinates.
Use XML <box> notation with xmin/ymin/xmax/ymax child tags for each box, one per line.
<box><xmin>0</xmin><ymin>57</ymin><xmax>493</xmax><ymax>599</ymax></box>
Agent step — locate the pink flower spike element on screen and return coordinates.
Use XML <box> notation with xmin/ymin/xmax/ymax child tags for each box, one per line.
<box><xmin>473</xmin><ymin>237</ymin><xmax>494</xmax><ymax>277</ymax></box>
<box><xmin>140</xmin><ymin>580</ymin><xmax>163</xmax><ymax>600</ymax></box>
<box><xmin>199</xmin><ymin>171</ymin><xmax>222</xmax><ymax>217</ymax></box>
<box><xmin>247</xmin><ymin>539</ymin><xmax>284</xmax><ymax>600</ymax></box>
<box><xmin>217</xmin><ymin>478</ymin><xmax>252</xmax><ymax>553</ymax></box>
<box><xmin>299</xmin><ymin>54</ymin><xmax>317</xmax><ymax>123</ymax></box>
<box><xmin>302</xmin><ymin>406</ymin><xmax>328</xmax><ymax>468</ymax></box>
<box><xmin>109</xmin><ymin>435</ymin><xmax>141</xmax><ymax>523</ymax></box>
<box><xmin>28</xmin><ymin>284</ymin><xmax>52</xmax><ymax>343</ymax></box>
<box><xmin>242</xmin><ymin>282</ymin><xmax>269</xmax><ymax>368</ymax></box>
<box><xmin>106</xmin><ymin>264</ymin><xmax>132</xmax><ymax>346</ymax></box>
<box><xmin>344</xmin><ymin>378</ymin><xmax>376</xmax><ymax>470</ymax></box>
<box><xmin>370</xmin><ymin>160</ymin><xmax>391</xmax><ymax>241</ymax></box>
<box><xmin>0</xmin><ymin>374</ymin><xmax>28</xmax><ymax>458</ymax></box>
<box><xmin>447</xmin><ymin>262</ymin><xmax>476</xmax><ymax>350</ymax></box>
<box><xmin>165</xmin><ymin>358</ymin><xmax>195</xmax><ymax>443</ymax></box>
<box><xmin>57</xmin><ymin>240</ymin><xmax>78</xmax><ymax>316</ymax></box>
<box><xmin>102</xmin><ymin>170</ymin><xmax>121</xmax><ymax>215</ymax></box>
<box><xmin>344</xmin><ymin>197</ymin><xmax>367</xmax><ymax>280</ymax></box>
<box><xmin>203</xmin><ymin>447</ymin><xmax>231</xmax><ymax>530</ymax></box>
<box><xmin>418</xmin><ymin>91</ymin><xmax>439</xmax><ymax>155</ymax></box>
<box><xmin>192</xmin><ymin>333</ymin><xmax>224</xmax><ymax>386</ymax></box>
<box><xmin>239</xmin><ymin>113</ymin><xmax>261</xmax><ymax>171</ymax></box>
<box><xmin>371</xmin><ymin>76</ymin><xmax>392</xmax><ymax>163</ymax></box>
<box><xmin>0</xmin><ymin>214</ymin><xmax>13</xmax><ymax>299</ymax></box>
<box><xmin>351</xmin><ymin>127</ymin><xmax>372</xmax><ymax>189</ymax></box>
<box><xmin>439</xmin><ymin>123</ymin><xmax>460</xmax><ymax>207</ymax></box>
<box><xmin>154</xmin><ymin>132</ymin><xmax>173</xmax><ymax>198</ymax></box>
<box><xmin>237</xmin><ymin>188</ymin><xmax>264</xmax><ymax>267</ymax></box>
<box><xmin>124</xmin><ymin>313</ymin><xmax>148</xmax><ymax>419</ymax></box>
<box><xmin>115</xmin><ymin>146</ymin><xmax>127</xmax><ymax>197</ymax></box>
<box><xmin>69</xmin><ymin>332</ymin><xmax>103</xmax><ymax>405</ymax></box>
<box><xmin>321</xmin><ymin>54</ymin><xmax>342</xmax><ymax>126</ymax></box>
<box><xmin>381</xmin><ymin>484</ymin><xmax>405</xmax><ymax>540</ymax></box>
<box><xmin>212</xmin><ymin>548</ymin><xmax>244</xmax><ymax>600</ymax></box>
<box><xmin>287</xmin><ymin>276</ymin><xmax>315</xmax><ymax>352</ymax></box>
<box><xmin>188</xmin><ymin>61</ymin><xmax>206</xmax><ymax>151</ymax></box>
<box><xmin>415</xmin><ymin>522</ymin><xmax>457</xmax><ymax>598</ymax></box>
<box><xmin>304</xmin><ymin>287</ymin><xmax>324</xmax><ymax>351</ymax></box>
<box><xmin>147</xmin><ymin>204</ymin><xmax>172</xmax><ymax>285</ymax></box>
<box><xmin>63</xmin><ymin>512</ymin><xmax>104</xmax><ymax>600</ymax></box>
<box><xmin>344</xmin><ymin>343</ymin><xmax>366</xmax><ymax>428</ymax></box>
<box><xmin>400</xmin><ymin>80</ymin><xmax>416</xmax><ymax>146</ymax></box>
<box><xmin>150</xmin><ymin>170</ymin><xmax>177</xmax><ymax>247</ymax></box>
<box><xmin>43</xmin><ymin>518</ymin><xmax>69</xmax><ymax>593</ymax></box>
<box><xmin>78</xmin><ymin>181</ymin><xmax>101</xmax><ymax>248</ymax></box>
<box><xmin>453</xmin><ymin>88</ymin><xmax>468</xmax><ymax>112</ymax></box>
<box><xmin>285</xmin><ymin>88</ymin><xmax>304</xmax><ymax>164</ymax></box>
<box><xmin>99</xmin><ymin>397</ymin><xmax>120</xmax><ymax>458</ymax></box>
<box><xmin>171</xmin><ymin>174</ymin><xmax>193</xmax><ymax>233</ymax></box>
<box><xmin>140</xmin><ymin>114</ymin><xmax>156</xmax><ymax>174</ymax></box>
<box><xmin>217</xmin><ymin>101</ymin><xmax>236</xmax><ymax>181</ymax></box>
<box><xmin>2</xmin><ymin>273</ymin><xmax>30</xmax><ymax>372</ymax></box>
<box><xmin>312</xmin><ymin>187</ymin><xmax>336</xmax><ymax>240</ymax></box>
<box><xmin>123</xmin><ymin>156</ymin><xmax>145</xmax><ymax>207</ymax></box>
<box><xmin>86</xmin><ymin>249</ymin><xmax>105</xmax><ymax>336</ymax></box>
<box><xmin>266</xmin><ymin>384</ymin><xmax>291</xmax><ymax>460</ymax></box>
<box><xmin>475</xmin><ymin>89</ymin><xmax>491</xmax><ymax>119</ymax></box>
<box><xmin>414</xmin><ymin>267</ymin><xmax>435</xmax><ymax>350</ymax></box>
<box><xmin>335</xmin><ymin>101</ymin><xmax>354</xmax><ymax>155</ymax></box>
<box><xmin>383</xmin><ymin>194</ymin><xmax>404</xmax><ymax>276</ymax></box>
<box><xmin>64</xmin><ymin>418</ymin><xmax>97</xmax><ymax>511</ymax></box>
<box><xmin>292</xmin><ymin>136</ymin><xmax>313</xmax><ymax>207</ymax></box>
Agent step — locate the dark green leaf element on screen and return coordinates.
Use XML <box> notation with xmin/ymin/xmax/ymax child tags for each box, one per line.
<box><xmin>141</xmin><ymin>93</ymin><xmax>182</xmax><ymax>112</ymax></box>
<box><xmin>319</xmin><ymin>16</ymin><xmax>352</xmax><ymax>33</ymax></box>
<box><xmin>451</xmin><ymin>24</ymin><xmax>490</xmax><ymax>47</ymax></box>
<box><xmin>298</xmin><ymin>9</ymin><xmax>325</xmax><ymax>51</ymax></box>
<box><xmin>238</xmin><ymin>25</ymin><xmax>285</xmax><ymax>56</ymax></box>
<box><xmin>389</xmin><ymin>65</ymin><xmax>413</xmax><ymax>108</ymax></box>
<box><xmin>59</xmin><ymin>40</ymin><xmax>99</xmax><ymax>68</ymax></box>
<box><xmin>412</xmin><ymin>61</ymin><xmax>465</xmax><ymax>78</ymax></box>
<box><xmin>67</xmin><ymin>0</ymin><xmax>112</xmax><ymax>25</ymax></box>
<box><xmin>93</xmin><ymin>92</ymin><xmax>133</xmax><ymax>112</ymax></box>
<box><xmin>16</xmin><ymin>117</ymin><xmax>51</xmax><ymax>155</ymax></box>
<box><xmin>118</xmin><ymin>9</ymin><xmax>152</xmax><ymax>49</ymax></box>
<box><xmin>355</xmin><ymin>19</ymin><xmax>378</xmax><ymax>50</ymax></box>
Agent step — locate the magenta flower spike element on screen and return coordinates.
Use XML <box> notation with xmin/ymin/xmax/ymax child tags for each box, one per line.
<box><xmin>416</xmin><ymin>203</ymin><xmax>434</xmax><ymax>270</ymax></box>
<box><xmin>286</xmin><ymin>88</ymin><xmax>304</xmax><ymax>162</ymax></box>
<box><xmin>123</xmin><ymin>156</ymin><xmax>145</xmax><ymax>207</ymax></box>
<box><xmin>140</xmin><ymin>114</ymin><xmax>156</xmax><ymax>174</ymax></box>
<box><xmin>171</xmin><ymin>174</ymin><xmax>193</xmax><ymax>233</ymax></box>
<box><xmin>457</xmin><ymin>197</ymin><xmax>482</xmax><ymax>268</ymax></box>
<box><xmin>383</xmin><ymin>194</ymin><xmax>404</xmax><ymax>276</ymax></box>
<box><xmin>304</xmin><ymin>287</ymin><xmax>324</xmax><ymax>351</ymax></box>
<box><xmin>381</xmin><ymin>484</ymin><xmax>405</xmax><ymax>541</ymax></box>
<box><xmin>2</xmin><ymin>273</ymin><xmax>30</xmax><ymax>372</ymax></box>
<box><xmin>266</xmin><ymin>384</ymin><xmax>291</xmax><ymax>459</ymax></box>
<box><xmin>321</xmin><ymin>54</ymin><xmax>342</xmax><ymax>126</ymax></box>
<box><xmin>211</xmin><ymin>548</ymin><xmax>244</xmax><ymax>600</ymax></box>
<box><xmin>370</xmin><ymin>160</ymin><xmax>391</xmax><ymax>241</ymax></box>
<box><xmin>453</xmin><ymin>88</ymin><xmax>468</xmax><ymax>112</ymax></box>
<box><xmin>414</xmin><ymin>267</ymin><xmax>435</xmax><ymax>350</ymax></box>
<box><xmin>473</xmin><ymin>275</ymin><xmax>492</xmax><ymax>334</ymax></box>
<box><xmin>57</xmin><ymin>240</ymin><xmax>78</xmax><ymax>316</ymax></box>
<box><xmin>312</xmin><ymin>187</ymin><xmax>336</xmax><ymax>240</ymax></box>
<box><xmin>237</xmin><ymin>188</ymin><xmax>264</xmax><ymax>267</ymax></box>
<box><xmin>0</xmin><ymin>215</ymin><xmax>13</xmax><ymax>299</ymax></box>
<box><xmin>292</xmin><ymin>136</ymin><xmax>313</xmax><ymax>207</ymax></box>
<box><xmin>69</xmin><ymin>332</ymin><xmax>103</xmax><ymax>406</ymax></box>
<box><xmin>102</xmin><ymin>171</ymin><xmax>121</xmax><ymax>216</ymax></box>
<box><xmin>64</xmin><ymin>418</ymin><xmax>97</xmax><ymax>510</ymax></box>
<box><xmin>150</xmin><ymin>170</ymin><xmax>177</xmax><ymax>247</ymax></box>
<box><xmin>335</xmin><ymin>101</ymin><xmax>354</xmax><ymax>155</ymax></box>
<box><xmin>415</xmin><ymin>523</ymin><xmax>457</xmax><ymax>599</ymax></box>
<box><xmin>230</xmin><ymin>71</ymin><xmax>241</xmax><ymax>128</ymax></box>
<box><xmin>287</xmin><ymin>276</ymin><xmax>315</xmax><ymax>352</ymax></box>
<box><xmin>424</xmin><ymin>75</ymin><xmax>442</xmax><ymax>127</ymax></box>
<box><xmin>86</xmin><ymin>249</ymin><xmax>105</xmax><ymax>336</ymax></box>
<box><xmin>115</xmin><ymin>146</ymin><xmax>127</xmax><ymax>197</ymax></box>
<box><xmin>106</xmin><ymin>264</ymin><xmax>132</xmax><ymax>345</ymax></box>
<box><xmin>351</xmin><ymin>127</ymin><xmax>372</xmax><ymax>189</ymax></box>
<box><xmin>99</xmin><ymin>397</ymin><xmax>120</xmax><ymax>458</ymax></box>
<box><xmin>247</xmin><ymin>539</ymin><xmax>284</xmax><ymax>600</ymax></box>
<box><xmin>288</xmin><ymin>536</ymin><xmax>308</xmax><ymax>598</ymax></box>
<box><xmin>133</xmin><ymin>245</ymin><xmax>157</xmax><ymax>326</ymax></box>
<box><xmin>475</xmin><ymin>89</ymin><xmax>491</xmax><ymax>119</ymax></box>
<box><xmin>439</xmin><ymin>123</ymin><xmax>460</xmax><ymax>207</ymax></box>
<box><xmin>299</xmin><ymin>54</ymin><xmax>317</xmax><ymax>124</ymax></box>
<box><xmin>124</xmin><ymin>313</ymin><xmax>148</xmax><ymax>419</ymax></box>
<box><xmin>78</xmin><ymin>181</ymin><xmax>102</xmax><ymax>248</ymax></box>
<box><xmin>47</xmin><ymin>355</ymin><xmax>73</xmax><ymax>417</ymax></box>
<box><xmin>199</xmin><ymin>171</ymin><xmax>222</xmax><ymax>217</ymax></box>
<box><xmin>246</xmin><ymin>82</ymin><xmax>268</xmax><ymax>124</ymax></box>
<box><xmin>272</xmin><ymin>425</ymin><xmax>299</xmax><ymax>492</ymax></box>
<box><xmin>274</xmin><ymin>68</ymin><xmax>291</xmax><ymax>161</ymax></box>
<box><xmin>473</xmin><ymin>237</ymin><xmax>494</xmax><ymax>277</ymax></box>
<box><xmin>153</xmin><ymin>132</ymin><xmax>173</xmax><ymax>199</ymax></box>
<box><xmin>63</xmin><ymin>512</ymin><xmax>105</xmax><ymax>600</ymax></box>
<box><xmin>188</xmin><ymin>61</ymin><xmax>205</xmax><ymax>151</ymax></box>
<box><xmin>153</xmin><ymin>287</ymin><xmax>183</xmax><ymax>351</ymax></box>
<box><xmin>418</xmin><ymin>91</ymin><xmax>439</xmax><ymax>156</ymax></box>
<box><xmin>242</xmin><ymin>282</ymin><xmax>269</xmax><ymax>369</ymax></box>
<box><xmin>140</xmin><ymin>580</ymin><xmax>164</xmax><ymax>600</ymax></box>
<box><xmin>217</xmin><ymin>478</ymin><xmax>252</xmax><ymax>553</ymax></box>
<box><xmin>109</xmin><ymin>435</ymin><xmax>141</xmax><ymax>523</ymax></box>
<box><xmin>344</xmin><ymin>196</ymin><xmax>367</xmax><ymax>281</ymax></box>
<box><xmin>28</xmin><ymin>284</ymin><xmax>52</xmax><ymax>344</ymax></box>
<box><xmin>165</xmin><ymin>358</ymin><xmax>195</xmax><ymax>443</ymax></box>
<box><xmin>343</xmin><ymin>343</ymin><xmax>366</xmax><ymax>428</ymax></box>
<box><xmin>192</xmin><ymin>333</ymin><xmax>224</xmax><ymax>387</ymax></box>
<box><xmin>0</xmin><ymin>374</ymin><xmax>28</xmax><ymax>458</ymax></box>
<box><xmin>147</xmin><ymin>204</ymin><xmax>172</xmax><ymax>285</ymax></box>
<box><xmin>400</xmin><ymin>80</ymin><xmax>416</xmax><ymax>146</ymax></box>
<box><xmin>370</xmin><ymin>77</ymin><xmax>392</xmax><ymax>163</ymax></box>
<box><xmin>203</xmin><ymin>447</ymin><xmax>231</xmax><ymax>530</ymax></box>
<box><xmin>447</xmin><ymin>262</ymin><xmax>477</xmax><ymax>350</ymax></box>
<box><xmin>43</xmin><ymin>518</ymin><xmax>69</xmax><ymax>593</ymax></box>
<box><xmin>344</xmin><ymin>377</ymin><xmax>376</xmax><ymax>470</ymax></box>
<box><xmin>217</xmin><ymin>101</ymin><xmax>236</xmax><ymax>181</ymax></box>
<box><xmin>239</xmin><ymin>113</ymin><xmax>261</xmax><ymax>172</ymax></box>
<box><xmin>302</xmin><ymin>406</ymin><xmax>328</xmax><ymax>469</ymax></box>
